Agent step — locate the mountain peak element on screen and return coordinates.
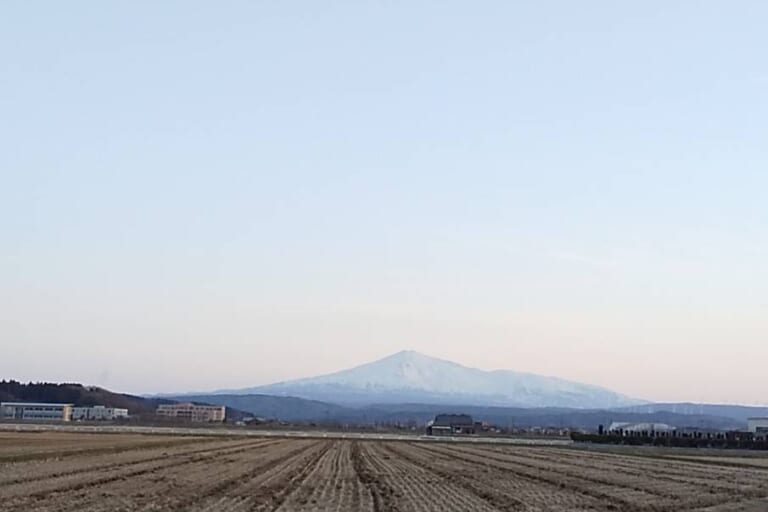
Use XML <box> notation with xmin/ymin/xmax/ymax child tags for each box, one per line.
<box><xmin>387</xmin><ymin>349</ymin><xmax>429</xmax><ymax>359</ymax></box>
<box><xmin>387</xmin><ymin>349</ymin><xmax>420</xmax><ymax>359</ymax></box>
<box><xmin>382</xmin><ymin>350</ymin><xmax>460</xmax><ymax>367</ymax></box>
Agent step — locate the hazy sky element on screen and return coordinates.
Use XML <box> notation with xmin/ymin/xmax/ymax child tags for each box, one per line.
<box><xmin>2</xmin><ymin>1</ymin><xmax>767</xmax><ymax>404</ymax></box>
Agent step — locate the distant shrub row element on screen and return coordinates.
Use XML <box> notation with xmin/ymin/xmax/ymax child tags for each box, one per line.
<box><xmin>571</xmin><ymin>433</ymin><xmax>768</xmax><ymax>450</ymax></box>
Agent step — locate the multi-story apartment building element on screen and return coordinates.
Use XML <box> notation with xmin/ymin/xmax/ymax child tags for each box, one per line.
<box><xmin>156</xmin><ymin>403</ymin><xmax>225</xmax><ymax>422</ymax></box>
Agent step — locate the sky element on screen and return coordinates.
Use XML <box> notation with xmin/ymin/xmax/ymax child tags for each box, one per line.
<box><xmin>1</xmin><ymin>1</ymin><xmax>767</xmax><ymax>404</ymax></box>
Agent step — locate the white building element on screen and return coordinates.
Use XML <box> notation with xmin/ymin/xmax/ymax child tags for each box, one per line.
<box><xmin>0</xmin><ymin>402</ymin><xmax>73</xmax><ymax>422</ymax></box>
<box><xmin>609</xmin><ymin>422</ymin><xmax>676</xmax><ymax>434</ymax></box>
<box><xmin>71</xmin><ymin>405</ymin><xmax>129</xmax><ymax>421</ymax></box>
<box><xmin>747</xmin><ymin>418</ymin><xmax>768</xmax><ymax>434</ymax></box>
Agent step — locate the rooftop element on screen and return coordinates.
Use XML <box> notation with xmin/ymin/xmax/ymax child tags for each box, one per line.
<box><xmin>433</xmin><ymin>414</ymin><xmax>474</xmax><ymax>426</ymax></box>
<box><xmin>1</xmin><ymin>402</ymin><xmax>74</xmax><ymax>407</ymax></box>
<box><xmin>157</xmin><ymin>402</ymin><xmax>224</xmax><ymax>408</ymax></box>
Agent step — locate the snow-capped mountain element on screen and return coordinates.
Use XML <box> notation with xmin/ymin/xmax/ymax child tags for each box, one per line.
<box><xmin>231</xmin><ymin>350</ymin><xmax>643</xmax><ymax>409</ymax></box>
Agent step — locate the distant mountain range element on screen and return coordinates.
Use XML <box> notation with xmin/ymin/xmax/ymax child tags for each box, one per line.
<box><xmin>165</xmin><ymin>351</ymin><xmax>768</xmax><ymax>430</ymax></box>
<box><xmin>5</xmin><ymin>370</ymin><xmax>765</xmax><ymax>432</ymax></box>
<box><xmin>219</xmin><ymin>350</ymin><xmax>643</xmax><ymax>409</ymax></box>
<box><xmin>614</xmin><ymin>403</ymin><xmax>768</xmax><ymax>424</ymax></box>
<box><xmin>171</xmin><ymin>393</ymin><xmax>760</xmax><ymax>430</ymax></box>
<box><xmin>6</xmin><ymin>380</ymin><xmax>758</xmax><ymax>431</ymax></box>
<box><xmin>10</xmin><ymin>352</ymin><xmax>759</xmax><ymax>432</ymax></box>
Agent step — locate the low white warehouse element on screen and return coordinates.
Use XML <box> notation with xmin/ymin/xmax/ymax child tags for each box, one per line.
<box><xmin>748</xmin><ymin>418</ymin><xmax>768</xmax><ymax>434</ymax></box>
<box><xmin>0</xmin><ymin>402</ymin><xmax>73</xmax><ymax>421</ymax></box>
<box><xmin>71</xmin><ymin>405</ymin><xmax>129</xmax><ymax>421</ymax></box>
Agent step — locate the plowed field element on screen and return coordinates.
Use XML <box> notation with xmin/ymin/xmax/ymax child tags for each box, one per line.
<box><xmin>1</xmin><ymin>432</ymin><xmax>767</xmax><ymax>511</ymax></box>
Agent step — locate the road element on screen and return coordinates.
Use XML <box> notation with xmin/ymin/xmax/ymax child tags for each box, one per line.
<box><xmin>0</xmin><ymin>422</ymin><xmax>572</xmax><ymax>446</ymax></box>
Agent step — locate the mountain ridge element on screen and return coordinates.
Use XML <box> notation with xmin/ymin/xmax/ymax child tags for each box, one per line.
<box><xmin>222</xmin><ymin>350</ymin><xmax>644</xmax><ymax>409</ymax></box>
<box><xmin>0</xmin><ymin>380</ymin><xmax>173</xmax><ymax>418</ymax></box>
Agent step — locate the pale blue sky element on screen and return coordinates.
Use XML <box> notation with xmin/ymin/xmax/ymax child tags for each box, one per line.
<box><xmin>2</xmin><ymin>1</ymin><xmax>767</xmax><ymax>403</ymax></box>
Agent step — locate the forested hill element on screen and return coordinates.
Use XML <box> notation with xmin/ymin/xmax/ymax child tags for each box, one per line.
<box><xmin>0</xmin><ymin>380</ymin><xmax>172</xmax><ymax>415</ymax></box>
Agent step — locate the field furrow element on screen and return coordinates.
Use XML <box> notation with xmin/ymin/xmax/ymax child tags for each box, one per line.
<box><xmin>438</xmin><ymin>444</ymin><xmax>758</xmax><ymax>509</ymax></box>
<box><xmin>359</xmin><ymin>441</ymin><xmax>502</xmax><ymax>512</ymax></box>
<box><xmin>0</xmin><ymin>439</ymin><xmax>287</xmax><ymax>509</ymax></box>
<box><xmin>274</xmin><ymin>441</ymin><xmax>374</xmax><ymax>512</ymax></box>
<box><xmin>1</xmin><ymin>431</ymin><xmax>766</xmax><ymax>512</ymax></box>
<box><xmin>389</xmin><ymin>442</ymin><xmax>610</xmax><ymax>511</ymax></box>
<box><xmin>482</xmin><ymin>445</ymin><xmax>768</xmax><ymax>498</ymax></box>
<box><xmin>0</xmin><ymin>437</ymin><xmax>268</xmax><ymax>486</ymax></box>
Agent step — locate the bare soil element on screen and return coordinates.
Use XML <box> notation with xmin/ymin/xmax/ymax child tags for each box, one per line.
<box><xmin>1</xmin><ymin>432</ymin><xmax>767</xmax><ymax>511</ymax></box>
